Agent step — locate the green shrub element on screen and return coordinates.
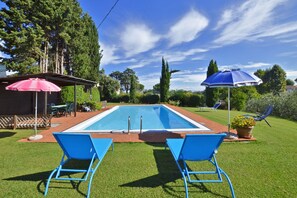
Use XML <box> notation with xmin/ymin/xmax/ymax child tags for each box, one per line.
<box><xmin>61</xmin><ymin>86</ymin><xmax>74</xmax><ymax>103</ymax></box>
<box><xmin>61</xmin><ymin>85</ymin><xmax>101</xmax><ymax>111</ymax></box>
<box><xmin>246</xmin><ymin>91</ymin><xmax>297</xmax><ymax>121</ymax></box>
<box><xmin>111</xmin><ymin>94</ymin><xmax>130</xmax><ymax>103</ymax></box>
<box><xmin>90</xmin><ymin>87</ymin><xmax>100</xmax><ymax>102</ymax></box>
<box><xmin>85</xmin><ymin>101</ymin><xmax>102</xmax><ymax>110</ymax></box>
<box><xmin>169</xmin><ymin>91</ymin><xmax>204</xmax><ymax>107</ymax></box>
<box><xmin>168</xmin><ymin>100</ymin><xmax>180</xmax><ymax>106</ymax></box>
<box><xmin>141</xmin><ymin>94</ymin><xmax>160</xmax><ymax>104</ymax></box>
<box><xmin>119</xmin><ymin>94</ymin><xmax>130</xmax><ymax>103</ymax></box>
<box><xmin>188</xmin><ymin>94</ymin><xmax>203</xmax><ymax>107</ymax></box>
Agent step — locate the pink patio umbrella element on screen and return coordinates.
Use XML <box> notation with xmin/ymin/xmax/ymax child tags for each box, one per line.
<box><xmin>6</xmin><ymin>78</ymin><xmax>61</xmax><ymax>140</ymax></box>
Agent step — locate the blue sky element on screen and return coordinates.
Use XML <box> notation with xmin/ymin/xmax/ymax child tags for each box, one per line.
<box><xmin>78</xmin><ymin>0</ymin><xmax>297</xmax><ymax>91</ymax></box>
<box><xmin>1</xmin><ymin>0</ymin><xmax>297</xmax><ymax>90</ymax></box>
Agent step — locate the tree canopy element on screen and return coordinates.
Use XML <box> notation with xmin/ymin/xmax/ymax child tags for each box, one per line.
<box><xmin>255</xmin><ymin>64</ymin><xmax>286</xmax><ymax>95</ymax></box>
<box><xmin>286</xmin><ymin>79</ymin><xmax>295</xmax><ymax>86</ymax></box>
<box><xmin>109</xmin><ymin>68</ymin><xmax>143</xmax><ymax>93</ymax></box>
<box><xmin>0</xmin><ymin>0</ymin><xmax>101</xmax><ymax>81</ymax></box>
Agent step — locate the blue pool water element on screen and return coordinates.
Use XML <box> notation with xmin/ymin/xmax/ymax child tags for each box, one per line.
<box><xmin>66</xmin><ymin>105</ymin><xmax>210</xmax><ymax>132</ymax></box>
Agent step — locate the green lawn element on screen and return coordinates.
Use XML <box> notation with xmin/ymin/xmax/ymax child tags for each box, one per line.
<box><xmin>0</xmin><ymin>108</ymin><xmax>296</xmax><ymax>197</ymax></box>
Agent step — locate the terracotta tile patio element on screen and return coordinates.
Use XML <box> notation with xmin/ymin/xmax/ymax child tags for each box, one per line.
<box><xmin>19</xmin><ymin>105</ymin><xmax>255</xmax><ymax>143</ymax></box>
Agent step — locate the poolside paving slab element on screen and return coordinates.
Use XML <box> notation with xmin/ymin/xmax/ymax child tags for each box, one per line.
<box><xmin>19</xmin><ymin>105</ymin><xmax>255</xmax><ymax>143</ymax></box>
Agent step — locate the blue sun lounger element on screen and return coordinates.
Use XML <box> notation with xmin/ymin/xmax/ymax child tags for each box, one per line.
<box><xmin>166</xmin><ymin>134</ymin><xmax>235</xmax><ymax>198</ymax></box>
<box><xmin>44</xmin><ymin>132</ymin><xmax>114</xmax><ymax>198</ymax></box>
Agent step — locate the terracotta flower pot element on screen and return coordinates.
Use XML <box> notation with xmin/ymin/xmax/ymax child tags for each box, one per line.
<box><xmin>236</xmin><ymin>127</ymin><xmax>253</xmax><ymax>139</ymax></box>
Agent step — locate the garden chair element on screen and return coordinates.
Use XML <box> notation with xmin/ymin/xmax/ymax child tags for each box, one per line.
<box><xmin>65</xmin><ymin>103</ymin><xmax>74</xmax><ymax>116</ymax></box>
<box><xmin>166</xmin><ymin>134</ymin><xmax>235</xmax><ymax>198</ymax></box>
<box><xmin>199</xmin><ymin>101</ymin><xmax>221</xmax><ymax>111</ymax></box>
<box><xmin>44</xmin><ymin>132</ymin><xmax>114</xmax><ymax>198</ymax></box>
<box><xmin>253</xmin><ymin>105</ymin><xmax>273</xmax><ymax>127</ymax></box>
<box><xmin>245</xmin><ymin>105</ymin><xmax>273</xmax><ymax>127</ymax></box>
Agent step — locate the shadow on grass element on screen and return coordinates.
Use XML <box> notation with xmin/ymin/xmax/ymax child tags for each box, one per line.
<box><xmin>138</xmin><ymin>132</ymin><xmax>183</xmax><ymax>144</ymax></box>
<box><xmin>0</xmin><ymin>131</ymin><xmax>16</xmax><ymax>139</ymax></box>
<box><xmin>3</xmin><ymin>160</ymin><xmax>93</xmax><ymax>197</ymax></box>
<box><xmin>120</xmin><ymin>149</ymin><xmax>227</xmax><ymax>197</ymax></box>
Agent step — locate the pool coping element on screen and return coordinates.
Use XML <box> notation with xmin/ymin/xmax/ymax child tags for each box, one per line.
<box><xmin>64</xmin><ymin>104</ymin><xmax>212</xmax><ymax>133</ymax></box>
<box><xmin>18</xmin><ymin>104</ymin><xmax>256</xmax><ymax>143</ymax></box>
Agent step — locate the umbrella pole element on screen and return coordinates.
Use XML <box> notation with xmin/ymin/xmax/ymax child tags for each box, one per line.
<box><xmin>34</xmin><ymin>92</ymin><xmax>38</xmax><ymax>136</ymax></box>
<box><xmin>228</xmin><ymin>87</ymin><xmax>231</xmax><ymax>133</ymax></box>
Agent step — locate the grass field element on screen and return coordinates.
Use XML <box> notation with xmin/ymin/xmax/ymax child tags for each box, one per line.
<box><xmin>0</xmin><ymin>108</ymin><xmax>296</xmax><ymax>197</ymax></box>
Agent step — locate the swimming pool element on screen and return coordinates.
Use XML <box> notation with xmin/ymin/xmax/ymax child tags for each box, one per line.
<box><xmin>65</xmin><ymin>105</ymin><xmax>210</xmax><ymax>133</ymax></box>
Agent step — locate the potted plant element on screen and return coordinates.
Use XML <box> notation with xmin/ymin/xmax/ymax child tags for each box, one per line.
<box><xmin>231</xmin><ymin>115</ymin><xmax>256</xmax><ymax>139</ymax></box>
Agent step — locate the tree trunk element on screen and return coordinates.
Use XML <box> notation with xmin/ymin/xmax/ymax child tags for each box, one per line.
<box><xmin>40</xmin><ymin>42</ymin><xmax>48</xmax><ymax>73</ymax></box>
<box><xmin>55</xmin><ymin>41</ymin><xmax>59</xmax><ymax>73</ymax></box>
<box><xmin>45</xmin><ymin>42</ymin><xmax>48</xmax><ymax>73</ymax></box>
<box><xmin>61</xmin><ymin>49</ymin><xmax>64</xmax><ymax>74</ymax></box>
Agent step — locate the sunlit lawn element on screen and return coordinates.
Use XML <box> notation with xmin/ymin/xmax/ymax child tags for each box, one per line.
<box><xmin>0</xmin><ymin>108</ymin><xmax>296</xmax><ymax>197</ymax></box>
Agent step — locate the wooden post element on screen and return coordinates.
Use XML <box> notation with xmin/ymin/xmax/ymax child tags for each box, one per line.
<box><xmin>13</xmin><ymin>115</ymin><xmax>17</xmax><ymax>130</ymax></box>
<box><xmin>74</xmin><ymin>84</ymin><xmax>77</xmax><ymax>117</ymax></box>
<box><xmin>44</xmin><ymin>92</ymin><xmax>48</xmax><ymax>115</ymax></box>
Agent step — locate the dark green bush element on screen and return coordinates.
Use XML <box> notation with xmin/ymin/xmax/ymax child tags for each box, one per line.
<box><xmin>140</xmin><ymin>94</ymin><xmax>160</xmax><ymax>104</ymax></box>
<box><xmin>169</xmin><ymin>91</ymin><xmax>204</xmax><ymax>107</ymax></box>
<box><xmin>119</xmin><ymin>94</ymin><xmax>130</xmax><ymax>103</ymax></box>
<box><xmin>111</xmin><ymin>94</ymin><xmax>130</xmax><ymax>103</ymax></box>
<box><xmin>188</xmin><ymin>94</ymin><xmax>203</xmax><ymax>107</ymax></box>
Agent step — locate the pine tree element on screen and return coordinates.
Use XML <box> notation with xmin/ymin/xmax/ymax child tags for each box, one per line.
<box><xmin>85</xmin><ymin>14</ymin><xmax>101</xmax><ymax>81</ymax></box>
<box><xmin>0</xmin><ymin>0</ymin><xmax>101</xmax><ymax>81</ymax></box>
<box><xmin>0</xmin><ymin>0</ymin><xmax>43</xmax><ymax>74</ymax></box>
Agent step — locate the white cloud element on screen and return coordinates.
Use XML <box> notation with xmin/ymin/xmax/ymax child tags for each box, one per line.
<box><xmin>214</xmin><ymin>0</ymin><xmax>287</xmax><ymax>45</ymax></box>
<box><xmin>138</xmin><ymin>72</ymin><xmax>161</xmax><ymax>89</ymax></box>
<box><xmin>139</xmin><ymin>70</ymin><xmax>208</xmax><ymax>91</ymax></box>
<box><xmin>152</xmin><ymin>48</ymin><xmax>208</xmax><ymax>63</ymax></box>
<box><xmin>278</xmin><ymin>51</ymin><xmax>297</xmax><ymax>57</ymax></box>
<box><xmin>214</xmin><ymin>10</ymin><xmax>233</xmax><ymax>30</ymax></box>
<box><xmin>0</xmin><ymin>39</ymin><xmax>4</xmax><ymax>59</ymax></box>
<box><xmin>167</xmin><ymin>9</ymin><xmax>209</xmax><ymax>46</ymax></box>
<box><xmin>100</xmin><ymin>42</ymin><xmax>120</xmax><ymax>66</ymax></box>
<box><xmin>171</xmin><ymin>72</ymin><xmax>207</xmax><ymax>91</ymax></box>
<box><xmin>120</xmin><ymin>23</ymin><xmax>160</xmax><ymax>57</ymax></box>
<box><xmin>256</xmin><ymin>21</ymin><xmax>297</xmax><ymax>38</ymax></box>
<box><xmin>286</xmin><ymin>70</ymin><xmax>297</xmax><ymax>78</ymax></box>
<box><xmin>219</xmin><ymin>62</ymin><xmax>272</xmax><ymax>70</ymax></box>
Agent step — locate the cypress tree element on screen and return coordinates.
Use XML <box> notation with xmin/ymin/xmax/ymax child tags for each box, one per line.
<box><xmin>160</xmin><ymin>57</ymin><xmax>167</xmax><ymax>102</ymax></box>
<box><xmin>205</xmin><ymin>59</ymin><xmax>219</xmax><ymax>107</ymax></box>
<box><xmin>129</xmin><ymin>75</ymin><xmax>136</xmax><ymax>103</ymax></box>
<box><xmin>160</xmin><ymin>57</ymin><xmax>179</xmax><ymax>102</ymax></box>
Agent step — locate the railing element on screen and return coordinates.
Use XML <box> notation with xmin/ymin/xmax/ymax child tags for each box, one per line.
<box><xmin>140</xmin><ymin>116</ymin><xmax>143</xmax><ymax>133</ymax></box>
<box><xmin>0</xmin><ymin>114</ymin><xmax>52</xmax><ymax>129</ymax></box>
<box><xmin>127</xmin><ymin>115</ymin><xmax>143</xmax><ymax>133</ymax></box>
<box><xmin>127</xmin><ymin>116</ymin><xmax>131</xmax><ymax>134</ymax></box>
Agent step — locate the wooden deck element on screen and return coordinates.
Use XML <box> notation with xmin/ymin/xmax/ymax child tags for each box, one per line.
<box><xmin>19</xmin><ymin>105</ymin><xmax>255</xmax><ymax>143</ymax></box>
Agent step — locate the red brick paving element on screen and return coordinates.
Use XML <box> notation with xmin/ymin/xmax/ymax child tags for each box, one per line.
<box><xmin>19</xmin><ymin>105</ymin><xmax>255</xmax><ymax>143</ymax></box>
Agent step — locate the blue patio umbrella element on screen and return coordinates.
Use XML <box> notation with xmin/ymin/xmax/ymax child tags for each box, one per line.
<box><xmin>201</xmin><ymin>69</ymin><xmax>262</xmax><ymax>133</ymax></box>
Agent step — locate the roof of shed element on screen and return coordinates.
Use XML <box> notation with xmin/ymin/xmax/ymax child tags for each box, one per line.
<box><xmin>0</xmin><ymin>73</ymin><xmax>97</xmax><ymax>87</ymax></box>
